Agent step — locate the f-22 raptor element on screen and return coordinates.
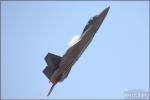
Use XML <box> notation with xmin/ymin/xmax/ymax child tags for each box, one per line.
<box><xmin>43</xmin><ymin>6</ymin><xmax>110</xmax><ymax>96</ymax></box>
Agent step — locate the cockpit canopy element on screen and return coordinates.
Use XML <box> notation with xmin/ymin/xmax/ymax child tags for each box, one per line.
<box><xmin>81</xmin><ymin>14</ymin><xmax>99</xmax><ymax>37</ymax></box>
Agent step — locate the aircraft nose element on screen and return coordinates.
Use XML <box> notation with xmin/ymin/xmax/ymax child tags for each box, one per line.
<box><xmin>97</xmin><ymin>6</ymin><xmax>110</xmax><ymax>19</ymax></box>
<box><xmin>104</xmin><ymin>6</ymin><xmax>110</xmax><ymax>14</ymax></box>
<box><xmin>105</xmin><ymin>6</ymin><xmax>110</xmax><ymax>13</ymax></box>
<box><xmin>90</xmin><ymin>6</ymin><xmax>109</xmax><ymax>34</ymax></box>
<box><xmin>94</xmin><ymin>6</ymin><xmax>110</xmax><ymax>27</ymax></box>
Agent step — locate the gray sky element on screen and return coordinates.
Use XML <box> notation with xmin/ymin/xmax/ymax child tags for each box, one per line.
<box><xmin>1</xmin><ymin>1</ymin><xmax>149</xmax><ymax>99</ymax></box>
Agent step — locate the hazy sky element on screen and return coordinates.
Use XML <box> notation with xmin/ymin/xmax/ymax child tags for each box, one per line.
<box><xmin>1</xmin><ymin>1</ymin><xmax>149</xmax><ymax>99</ymax></box>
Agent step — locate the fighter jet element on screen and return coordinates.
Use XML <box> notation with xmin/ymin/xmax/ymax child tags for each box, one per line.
<box><xmin>43</xmin><ymin>6</ymin><xmax>110</xmax><ymax>96</ymax></box>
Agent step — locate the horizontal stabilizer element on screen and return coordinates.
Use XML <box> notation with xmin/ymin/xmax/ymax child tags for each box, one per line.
<box><xmin>43</xmin><ymin>53</ymin><xmax>62</xmax><ymax>80</ymax></box>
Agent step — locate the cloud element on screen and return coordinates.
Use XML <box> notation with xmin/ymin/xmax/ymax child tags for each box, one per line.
<box><xmin>68</xmin><ymin>35</ymin><xmax>80</xmax><ymax>47</ymax></box>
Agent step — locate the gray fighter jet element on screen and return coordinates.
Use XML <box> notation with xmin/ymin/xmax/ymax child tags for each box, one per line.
<box><xmin>43</xmin><ymin>6</ymin><xmax>110</xmax><ymax>96</ymax></box>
